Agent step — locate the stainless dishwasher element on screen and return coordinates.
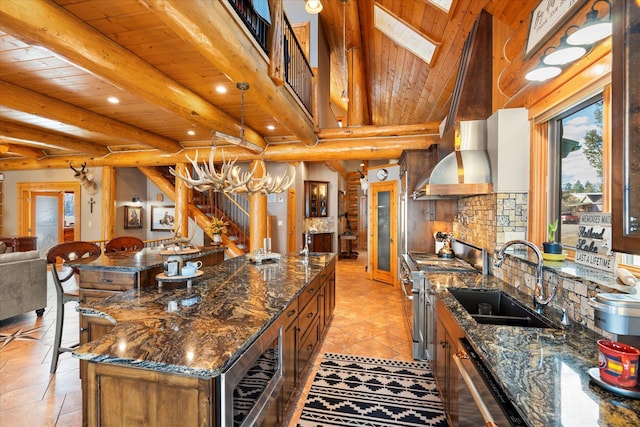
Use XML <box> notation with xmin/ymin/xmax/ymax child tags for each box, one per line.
<box><xmin>452</xmin><ymin>338</ymin><xmax>529</xmax><ymax>427</ymax></box>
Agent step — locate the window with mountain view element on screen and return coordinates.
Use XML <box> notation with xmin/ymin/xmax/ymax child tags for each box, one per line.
<box><xmin>551</xmin><ymin>94</ymin><xmax>639</xmax><ymax>268</ymax></box>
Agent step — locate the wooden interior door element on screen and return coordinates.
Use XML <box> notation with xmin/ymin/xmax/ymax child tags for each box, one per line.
<box><xmin>287</xmin><ymin>188</ymin><xmax>296</xmax><ymax>253</ymax></box>
<box><xmin>18</xmin><ymin>182</ymin><xmax>81</xmax><ymax>254</ymax></box>
<box><xmin>30</xmin><ymin>191</ymin><xmax>64</xmax><ymax>255</ymax></box>
<box><xmin>369</xmin><ymin>181</ymin><xmax>397</xmax><ymax>285</ymax></box>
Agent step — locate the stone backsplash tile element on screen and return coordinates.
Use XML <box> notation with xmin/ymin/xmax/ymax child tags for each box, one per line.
<box><xmin>452</xmin><ymin>191</ymin><xmax>625</xmax><ymax>337</ymax></box>
<box><xmin>304</xmin><ymin>216</ymin><xmax>335</xmax><ymax>233</ymax></box>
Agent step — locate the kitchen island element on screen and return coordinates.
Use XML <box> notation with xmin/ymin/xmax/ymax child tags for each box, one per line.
<box><xmin>428</xmin><ymin>269</ymin><xmax>640</xmax><ymax>426</ymax></box>
<box><xmin>74</xmin><ymin>253</ymin><xmax>336</xmax><ymax>426</ymax></box>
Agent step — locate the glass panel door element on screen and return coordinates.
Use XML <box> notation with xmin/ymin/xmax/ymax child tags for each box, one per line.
<box><xmin>32</xmin><ymin>192</ymin><xmax>63</xmax><ymax>256</ymax></box>
<box><xmin>370</xmin><ymin>181</ymin><xmax>397</xmax><ymax>285</ymax></box>
<box><xmin>377</xmin><ymin>190</ymin><xmax>391</xmax><ymax>272</ymax></box>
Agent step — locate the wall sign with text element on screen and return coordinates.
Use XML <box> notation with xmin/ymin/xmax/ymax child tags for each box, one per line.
<box><xmin>574</xmin><ymin>212</ymin><xmax>617</xmax><ymax>272</ymax></box>
<box><xmin>525</xmin><ymin>0</ymin><xmax>588</xmax><ymax>58</ymax></box>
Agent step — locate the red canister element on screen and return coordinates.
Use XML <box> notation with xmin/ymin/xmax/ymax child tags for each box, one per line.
<box><xmin>598</xmin><ymin>339</ymin><xmax>640</xmax><ymax>388</ymax></box>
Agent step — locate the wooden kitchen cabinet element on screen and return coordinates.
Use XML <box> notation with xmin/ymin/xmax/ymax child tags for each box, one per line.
<box><xmin>0</xmin><ymin>235</ymin><xmax>37</xmax><ymax>252</ymax></box>
<box><xmin>304</xmin><ymin>232</ymin><xmax>333</xmax><ymax>252</ymax></box>
<box><xmin>282</xmin><ymin>298</ymin><xmax>299</xmax><ymax>406</ymax></box>
<box><xmin>399</xmin><ymin>149</ymin><xmax>458</xmax><ymax>254</ymax></box>
<box><xmin>86</xmin><ymin>362</ymin><xmax>213</xmax><ymax>427</ymax></box>
<box><xmin>304</xmin><ymin>181</ymin><xmax>329</xmax><ymax>217</ymax></box>
<box><xmin>434</xmin><ymin>298</ymin><xmax>464</xmax><ymax>426</ymax></box>
<box><xmin>612</xmin><ymin>0</ymin><xmax>640</xmax><ymax>253</ymax></box>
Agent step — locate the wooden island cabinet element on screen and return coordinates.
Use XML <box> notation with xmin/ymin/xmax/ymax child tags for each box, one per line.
<box><xmin>76</xmin><ymin>254</ymin><xmax>336</xmax><ymax>427</ymax></box>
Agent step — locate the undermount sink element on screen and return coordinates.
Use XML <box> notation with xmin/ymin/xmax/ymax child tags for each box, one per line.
<box><xmin>448</xmin><ymin>288</ymin><xmax>556</xmax><ymax>329</ymax></box>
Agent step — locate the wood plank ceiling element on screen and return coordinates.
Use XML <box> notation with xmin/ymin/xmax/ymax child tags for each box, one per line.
<box><xmin>0</xmin><ymin>0</ymin><xmax>539</xmax><ymax>170</ymax></box>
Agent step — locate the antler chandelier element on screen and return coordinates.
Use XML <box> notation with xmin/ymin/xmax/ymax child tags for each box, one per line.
<box><xmin>170</xmin><ymin>82</ymin><xmax>295</xmax><ymax>194</ymax></box>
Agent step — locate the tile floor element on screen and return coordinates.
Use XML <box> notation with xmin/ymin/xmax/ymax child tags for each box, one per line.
<box><xmin>0</xmin><ymin>253</ymin><xmax>411</xmax><ymax>426</ymax></box>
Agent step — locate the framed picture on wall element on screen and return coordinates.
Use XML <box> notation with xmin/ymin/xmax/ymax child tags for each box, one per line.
<box><xmin>124</xmin><ymin>206</ymin><xmax>142</xmax><ymax>229</ymax></box>
<box><xmin>151</xmin><ymin>205</ymin><xmax>175</xmax><ymax>231</ymax></box>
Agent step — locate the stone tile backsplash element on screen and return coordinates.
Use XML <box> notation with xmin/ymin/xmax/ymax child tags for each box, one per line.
<box><xmin>452</xmin><ymin>192</ymin><xmax>625</xmax><ymax>338</ymax></box>
<box><xmin>304</xmin><ymin>216</ymin><xmax>335</xmax><ymax>233</ymax></box>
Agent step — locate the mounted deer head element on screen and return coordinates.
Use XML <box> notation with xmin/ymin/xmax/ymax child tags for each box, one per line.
<box><xmin>70</xmin><ymin>162</ymin><xmax>98</xmax><ymax>195</ymax></box>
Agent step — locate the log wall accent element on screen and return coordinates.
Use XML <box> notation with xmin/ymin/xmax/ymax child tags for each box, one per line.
<box><xmin>101</xmin><ymin>166</ymin><xmax>116</xmax><ymax>241</ymax></box>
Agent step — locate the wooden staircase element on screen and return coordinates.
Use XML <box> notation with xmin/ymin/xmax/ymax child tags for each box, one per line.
<box><xmin>138</xmin><ymin>166</ymin><xmax>247</xmax><ymax>258</ymax></box>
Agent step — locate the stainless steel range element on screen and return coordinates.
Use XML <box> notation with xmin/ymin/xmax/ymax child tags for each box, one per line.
<box><xmin>400</xmin><ymin>239</ymin><xmax>486</xmax><ymax>360</ymax></box>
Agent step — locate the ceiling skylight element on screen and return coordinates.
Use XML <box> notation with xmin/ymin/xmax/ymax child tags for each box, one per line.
<box><xmin>374</xmin><ymin>4</ymin><xmax>439</xmax><ymax>64</ymax></box>
<box><xmin>428</xmin><ymin>0</ymin><xmax>453</xmax><ymax>13</ymax></box>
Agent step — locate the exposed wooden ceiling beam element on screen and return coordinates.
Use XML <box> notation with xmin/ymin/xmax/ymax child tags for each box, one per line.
<box><xmin>0</xmin><ymin>120</ymin><xmax>110</xmax><ymax>157</ymax></box>
<box><xmin>140</xmin><ymin>0</ymin><xmax>316</xmax><ymax>147</ymax></box>
<box><xmin>0</xmin><ymin>140</ymin><xmax>45</xmax><ymax>159</ymax></box>
<box><xmin>0</xmin><ymin>136</ymin><xmax>436</xmax><ymax>170</ymax></box>
<box><xmin>0</xmin><ymin>81</ymin><xmax>180</xmax><ymax>154</ymax></box>
<box><xmin>318</xmin><ymin>123</ymin><xmax>440</xmax><ymax>139</ymax></box>
<box><xmin>0</xmin><ymin>0</ymin><xmax>265</xmax><ymax>153</ymax></box>
<box><xmin>324</xmin><ymin>160</ymin><xmax>348</xmax><ymax>179</ymax></box>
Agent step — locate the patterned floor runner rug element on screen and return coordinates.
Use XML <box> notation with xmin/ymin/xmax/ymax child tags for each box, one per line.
<box><xmin>297</xmin><ymin>353</ymin><xmax>448</xmax><ymax>427</ymax></box>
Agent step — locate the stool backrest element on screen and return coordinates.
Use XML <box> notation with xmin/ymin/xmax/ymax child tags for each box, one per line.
<box><xmin>105</xmin><ymin>236</ymin><xmax>144</xmax><ymax>253</ymax></box>
<box><xmin>46</xmin><ymin>241</ymin><xmax>102</xmax><ymax>286</ymax></box>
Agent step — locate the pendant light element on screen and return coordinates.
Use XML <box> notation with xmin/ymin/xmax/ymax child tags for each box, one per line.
<box><xmin>341</xmin><ymin>0</ymin><xmax>349</xmax><ymax>103</ymax></box>
<box><xmin>525</xmin><ymin>56</ymin><xmax>562</xmax><ymax>82</ymax></box>
<box><xmin>171</xmin><ymin>82</ymin><xmax>295</xmax><ymax>194</ymax></box>
<box><xmin>567</xmin><ymin>0</ymin><xmax>612</xmax><ymax>46</ymax></box>
<box><xmin>542</xmin><ymin>33</ymin><xmax>587</xmax><ymax>66</ymax></box>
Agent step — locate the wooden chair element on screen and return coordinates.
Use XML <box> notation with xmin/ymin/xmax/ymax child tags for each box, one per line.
<box><xmin>104</xmin><ymin>236</ymin><xmax>144</xmax><ymax>253</ymax></box>
<box><xmin>46</xmin><ymin>241</ymin><xmax>102</xmax><ymax>374</ymax></box>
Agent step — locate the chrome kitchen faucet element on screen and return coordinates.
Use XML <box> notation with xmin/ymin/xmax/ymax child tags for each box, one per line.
<box><xmin>494</xmin><ymin>240</ymin><xmax>557</xmax><ymax>314</ymax></box>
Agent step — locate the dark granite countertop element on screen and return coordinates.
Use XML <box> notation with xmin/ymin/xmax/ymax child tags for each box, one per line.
<box><xmin>66</xmin><ymin>245</ymin><xmax>226</xmax><ymax>272</ymax></box>
<box><xmin>73</xmin><ymin>253</ymin><xmax>335</xmax><ymax>378</ymax></box>
<box><xmin>427</xmin><ymin>271</ymin><xmax>640</xmax><ymax>427</ymax></box>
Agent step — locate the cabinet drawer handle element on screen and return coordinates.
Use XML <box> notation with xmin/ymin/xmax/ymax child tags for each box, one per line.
<box><xmin>287</xmin><ymin>309</ymin><xmax>296</xmax><ymax>317</ymax></box>
<box><xmin>308</xmin><ymin>288</ymin><xmax>315</xmax><ymax>293</ymax></box>
<box><xmin>99</xmin><ymin>278</ymin><xmax>114</xmax><ymax>284</ymax></box>
<box><xmin>307</xmin><ymin>312</ymin><xmax>314</xmax><ymax>319</ymax></box>
<box><xmin>307</xmin><ymin>344</ymin><xmax>313</xmax><ymax>351</ymax></box>
<box><xmin>80</xmin><ymin>327</ymin><xmax>87</xmax><ymax>333</ymax></box>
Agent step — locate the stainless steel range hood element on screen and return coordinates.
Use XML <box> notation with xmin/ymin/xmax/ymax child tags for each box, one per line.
<box><xmin>411</xmin><ymin>120</ymin><xmax>493</xmax><ymax>200</ymax></box>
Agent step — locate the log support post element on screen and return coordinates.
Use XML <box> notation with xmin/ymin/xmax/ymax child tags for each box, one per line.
<box><xmin>174</xmin><ymin>163</ymin><xmax>190</xmax><ymax>238</ymax></box>
<box><xmin>101</xmin><ymin>166</ymin><xmax>116</xmax><ymax>242</ymax></box>
<box><xmin>249</xmin><ymin>160</ymin><xmax>267</xmax><ymax>253</ymax></box>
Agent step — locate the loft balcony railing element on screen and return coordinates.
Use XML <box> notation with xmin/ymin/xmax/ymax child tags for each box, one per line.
<box><xmin>227</xmin><ymin>0</ymin><xmax>314</xmax><ymax>114</ymax></box>
<box><xmin>283</xmin><ymin>13</ymin><xmax>313</xmax><ymax>113</ymax></box>
<box><xmin>228</xmin><ymin>0</ymin><xmax>270</xmax><ymax>54</ymax></box>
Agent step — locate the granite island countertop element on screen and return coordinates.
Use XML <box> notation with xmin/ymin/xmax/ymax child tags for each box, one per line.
<box><xmin>66</xmin><ymin>245</ymin><xmax>226</xmax><ymax>273</ymax></box>
<box><xmin>427</xmin><ymin>271</ymin><xmax>640</xmax><ymax>427</ymax></box>
<box><xmin>73</xmin><ymin>253</ymin><xmax>335</xmax><ymax>378</ymax></box>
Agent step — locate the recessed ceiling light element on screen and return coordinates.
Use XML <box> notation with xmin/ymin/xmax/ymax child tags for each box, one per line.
<box><xmin>187</xmin><ymin>130</ymin><xmax>196</xmax><ymax>136</ymax></box>
<box><xmin>107</xmin><ymin>96</ymin><xmax>120</xmax><ymax>104</ymax></box>
<box><xmin>216</xmin><ymin>85</ymin><xmax>227</xmax><ymax>94</ymax></box>
<box><xmin>266</xmin><ymin>125</ymin><xmax>275</xmax><ymax>131</ymax></box>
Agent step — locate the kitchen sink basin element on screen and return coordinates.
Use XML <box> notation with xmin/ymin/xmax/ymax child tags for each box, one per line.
<box><xmin>448</xmin><ymin>288</ymin><xmax>556</xmax><ymax>328</ymax></box>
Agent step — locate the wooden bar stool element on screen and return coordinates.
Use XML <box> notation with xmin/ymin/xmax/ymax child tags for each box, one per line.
<box><xmin>104</xmin><ymin>236</ymin><xmax>144</xmax><ymax>253</ymax></box>
<box><xmin>46</xmin><ymin>241</ymin><xmax>101</xmax><ymax>374</ymax></box>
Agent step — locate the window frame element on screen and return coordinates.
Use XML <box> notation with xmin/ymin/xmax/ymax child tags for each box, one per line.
<box><xmin>530</xmin><ymin>82</ymin><xmax>639</xmax><ymax>274</ymax></box>
<box><xmin>547</xmin><ymin>93</ymin><xmax>604</xmax><ymax>248</ymax></box>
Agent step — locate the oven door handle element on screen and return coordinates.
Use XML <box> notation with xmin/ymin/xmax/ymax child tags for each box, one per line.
<box><xmin>452</xmin><ymin>352</ymin><xmax>499</xmax><ymax>427</ymax></box>
<box><xmin>400</xmin><ymin>278</ymin><xmax>413</xmax><ymax>300</ymax></box>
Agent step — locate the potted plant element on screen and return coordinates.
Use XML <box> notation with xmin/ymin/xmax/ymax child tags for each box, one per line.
<box><xmin>205</xmin><ymin>216</ymin><xmax>228</xmax><ymax>243</ymax></box>
<box><xmin>543</xmin><ymin>219</ymin><xmax>563</xmax><ymax>254</ymax></box>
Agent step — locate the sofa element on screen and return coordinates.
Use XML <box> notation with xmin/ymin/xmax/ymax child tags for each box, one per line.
<box><xmin>0</xmin><ymin>249</ymin><xmax>47</xmax><ymax>321</ymax></box>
